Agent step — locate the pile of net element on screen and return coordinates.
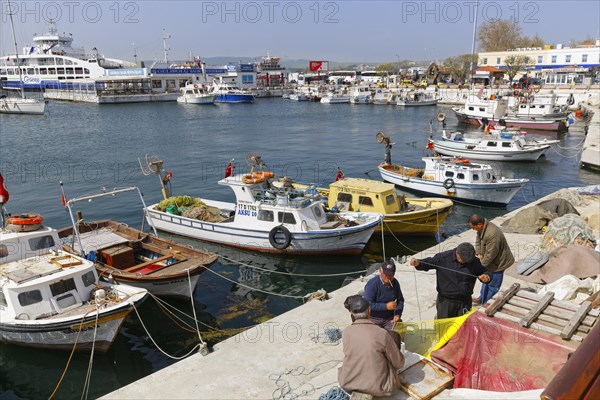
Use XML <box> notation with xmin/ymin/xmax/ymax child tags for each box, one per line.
<box><xmin>156</xmin><ymin>195</ymin><xmax>227</xmax><ymax>223</ymax></box>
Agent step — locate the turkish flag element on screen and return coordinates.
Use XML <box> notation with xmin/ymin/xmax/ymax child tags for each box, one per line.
<box><xmin>0</xmin><ymin>173</ymin><xmax>9</xmax><ymax>204</ymax></box>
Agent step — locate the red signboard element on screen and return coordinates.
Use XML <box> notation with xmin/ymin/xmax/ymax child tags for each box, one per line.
<box><xmin>309</xmin><ymin>61</ymin><xmax>329</xmax><ymax>72</ymax></box>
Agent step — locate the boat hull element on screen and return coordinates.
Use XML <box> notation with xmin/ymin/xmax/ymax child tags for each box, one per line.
<box><xmin>145</xmin><ymin>206</ymin><xmax>380</xmax><ymax>255</ymax></box>
<box><xmin>397</xmin><ymin>99</ymin><xmax>438</xmax><ymax>107</ymax></box>
<box><xmin>0</xmin><ymin>98</ymin><xmax>46</xmax><ymax>115</ymax></box>
<box><xmin>0</xmin><ymin>305</ymin><xmax>133</xmax><ymax>352</ymax></box>
<box><xmin>376</xmin><ymin>200</ymin><xmax>453</xmax><ymax>236</ymax></box>
<box><xmin>379</xmin><ymin>166</ymin><xmax>527</xmax><ymax>206</ymax></box>
<box><xmin>177</xmin><ymin>96</ymin><xmax>216</xmax><ymax>104</ymax></box>
<box><xmin>432</xmin><ymin>141</ymin><xmax>549</xmax><ymax>161</ymax></box>
<box><xmin>214</xmin><ymin>94</ymin><xmax>255</xmax><ymax>103</ymax></box>
<box><xmin>453</xmin><ymin>110</ymin><xmax>567</xmax><ymax>131</ymax></box>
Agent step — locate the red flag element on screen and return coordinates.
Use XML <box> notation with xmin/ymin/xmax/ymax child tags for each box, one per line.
<box><xmin>61</xmin><ymin>193</ymin><xmax>67</xmax><ymax>207</ymax></box>
<box><xmin>476</xmin><ymin>87</ymin><xmax>484</xmax><ymax>99</ymax></box>
<box><xmin>335</xmin><ymin>167</ymin><xmax>344</xmax><ymax>181</ymax></box>
<box><xmin>0</xmin><ymin>173</ymin><xmax>9</xmax><ymax>204</ymax></box>
<box><xmin>224</xmin><ymin>161</ymin><xmax>234</xmax><ymax>178</ymax></box>
<box><xmin>426</xmin><ymin>141</ymin><xmax>435</xmax><ymax>150</ymax></box>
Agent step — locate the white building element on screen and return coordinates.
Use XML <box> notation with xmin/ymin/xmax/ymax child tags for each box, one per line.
<box><xmin>478</xmin><ymin>40</ymin><xmax>600</xmax><ymax>85</ymax></box>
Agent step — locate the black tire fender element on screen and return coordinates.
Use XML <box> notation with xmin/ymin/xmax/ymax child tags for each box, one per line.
<box><xmin>443</xmin><ymin>178</ymin><xmax>455</xmax><ymax>190</ymax></box>
<box><xmin>268</xmin><ymin>225</ymin><xmax>292</xmax><ymax>250</ymax></box>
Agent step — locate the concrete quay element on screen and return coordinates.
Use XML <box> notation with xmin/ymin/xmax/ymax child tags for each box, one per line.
<box><xmin>102</xmin><ymin>186</ymin><xmax>599</xmax><ymax>400</ymax></box>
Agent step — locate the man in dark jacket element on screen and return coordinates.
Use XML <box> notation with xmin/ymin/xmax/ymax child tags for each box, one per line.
<box><xmin>409</xmin><ymin>243</ymin><xmax>491</xmax><ymax>318</ymax></box>
<box><xmin>469</xmin><ymin>214</ymin><xmax>515</xmax><ymax>305</ymax></box>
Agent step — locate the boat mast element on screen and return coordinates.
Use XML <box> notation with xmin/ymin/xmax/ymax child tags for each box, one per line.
<box><xmin>468</xmin><ymin>0</ymin><xmax>480</xmax><ymax>90</ymax></box>
<box><xmin>6</xmin><ymin>0</ymin><xmax>25</xmax><ymax>99</ymax></box>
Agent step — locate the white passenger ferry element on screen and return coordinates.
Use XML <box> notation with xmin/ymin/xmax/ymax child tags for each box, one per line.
<box><xmin>0</xmin><ymin>23</ymin><xmax>135</xmax><ymax>90</ymax></box>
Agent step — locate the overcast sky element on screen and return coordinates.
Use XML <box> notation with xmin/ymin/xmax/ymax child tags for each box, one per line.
<box><xmin>1</xmin><ymin>0</ymin><xmax>599</xmax><ymax>64</ymax></box>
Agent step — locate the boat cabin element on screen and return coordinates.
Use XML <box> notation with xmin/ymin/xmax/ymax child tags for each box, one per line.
<box><xmin>218</xmin><ymin>174</ymin><xmax>330</xmax><ymax>231</ymax></box>
<box><xmin>1</xmin><ymin>225</ymin><xmax>98</xmax><ymax>321</ymax></box>
<box><xmin>327</xmin><ymin>178</ymin><xmax>406</xmax><ymax>214</ymax></box>
<box><xmin>422</xmin><ymin>157</ymin><xmax>498</xmax><ymax>184</ymax></box>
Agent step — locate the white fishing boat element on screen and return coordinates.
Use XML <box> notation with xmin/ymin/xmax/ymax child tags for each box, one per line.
<box><xmin>397</xmin><ymin>91</ymin><xmax>438</xmax><ymax>107</ymax></box>
<box><xmin>431</xmin><ymin>130</ymin><xmax>551</xmax><ymax>161</ymax></box>
<box><xmin>57</xmin><ymin>187</ymin><xmax>218</xmax><ymax>298</ymax></box>
<box><xmin>375</xmin><ymin>133</ymin><xmax>528</xmax><ymax>206</ymax></box>
<box><xmin>320</xmin><ymin>90</ymin><xmax>351</xmax><ymax>104</ymax></box>
<box><xmin>349</xmin><ymin>86</ymin><xmax>373</xmax><ymax>104</ymax></box>
<box><xmin>177</xmin><ymin>83</ymin><xmax>216</xmax><ymax>104</ymax></box>
<box><xmin>452</xmin><ymin>94</ymin><xmax>569</xmax><ymax>131</ymax></box>
<box><xmin>372</xmin><ymin>89</ymin><xmax>399</xmax><ymax>105</ymax></box>
<box><xmin>0</xmin><ymin>0</ymin><xmax>46</xmax><ymax>115</ymax></box>
<box><xmin>0</xmin><ymin>179</ymin><xmax>147</xmax><ymax>352</ymax></box>
<box><xmin>447</xmin><ymin>128</ymin><xmax>561</xmax><ymax>148</ymax></box>
<box><xmin>140</xmin><ymin>155</ymin><xmax>382</xmax><ymax>255</ymax></box>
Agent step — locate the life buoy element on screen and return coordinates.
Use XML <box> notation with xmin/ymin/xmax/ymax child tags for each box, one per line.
<box><xmin>376</xmin><ymin>131</ymin><xmax>387</xmax><ymax>143</ymax></box>
<box><xmin>455</xmin><ymin>158</ymin><xmax>470</xmax><ymax>165</ymax></box>
<box><xmin>193</xmin><ymin>84</ymin><xmax>198</xmax><ymax>88</ymax></box>
<box><xmin>252</xmin><ymin>171</ymin><xmax>274</xmax><ymax>179</ymax></box>
<box><xmin>268</xmin><ymin>225</ymin><xmax>291</xmax><ymax>250</ymax></box>
<box><xmin>242</xmin><ymin>174</ymin><xmax>265</xmax><ymax>184</ymax></box>
<box><xmin>7</xmin><ymin>213</ymin><xmax>44</xmax><ymax>226</ymax></box>
<box><xmin>436</xmin><ymin>112</ymin><xmax>446</xmax><ymax>122</ymax></box>
<box><xmin>443</xmin><ymin>178</ymin><xmax>455</xmax><ymax>190</ymax></box>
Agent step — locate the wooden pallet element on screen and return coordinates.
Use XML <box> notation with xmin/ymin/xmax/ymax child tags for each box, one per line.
<box><xmin>482</xmin><ymin>283</ymin><xmax>599</xmax><ymax>342</ymax></box>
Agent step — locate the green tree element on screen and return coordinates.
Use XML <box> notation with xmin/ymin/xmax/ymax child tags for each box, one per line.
<box><xmin>376</xmin><ymin>63</ymin><xmax>397</xmax><ymax>74</ymax></box>
<box><xmin>504</xmin><ymin>55</ymin><xmax>534</xmax><ymax>83</ymax></box>
<box><xmin>443</xmin><ymin>54</ymin><xmax>478</xmax><ymax>83</ymax></box>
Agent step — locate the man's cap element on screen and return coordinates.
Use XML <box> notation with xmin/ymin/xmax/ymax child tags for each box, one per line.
<box><xmin>456</xmin><ymin>242</ymin><xmax>476</xmax><ymax>264</ymax></box>
<box><xmin>381</xmin><ymin>260</ymin><xmax>396</xmax><ymax>276</ymax></box>
<box><xmin>344</xmin><ymin>295</ymin><xmax>369</xmax><ymax>314</ymax></box>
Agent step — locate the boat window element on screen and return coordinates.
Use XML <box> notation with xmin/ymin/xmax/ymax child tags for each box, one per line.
<box><xmin>487</xmin><ymin>173</ymin><xmax>491</xmax><ymax>179</ymax></box>
<box><xmin>337</xmin><ymin>193</ymin><xmax>352</xmax><ymax>203</ymax></box>
<box><xmin>278</xmin><ymin>212</ymin><xmax>296</xmax><ymax>224</ymax></box>
<box><xmin>82</xmin><ymin>271</ymin><xmax>96</xmax><ymax>287</ymax></box>
<box><xmin>539</xmin><ymin>105</ymin><xmax>545</xmax><ymax>108</ymax></box>
<box><xmin>0</xmin><ymin>291</ymin><xmax>6</xmax><ymax>308</ymax></box>
<box><xmin>18</xmin><ymin>290</ymin><xmax>43</xmax><ymax>306</ymax></box>
<box><xmin>50</xmin><ymin>278</ymin><xmax>76</xmax><ymax>296</ymax></box>
<box><xmin>457</xmin><ymin>173</ymin><xmax>465</xmax><ymax>179</ymax></box>
<box><xmin>473</xmin><ymin>174</ymin><xmax>479</xmax><ymax>181</ymax></box>
<box><xmin>520</xmin><ymin>104</ymin><xmax>527</xmax><ymax>109</ymax></box>
<box><xmin>0</xmin><ymin>244</ymin><xmax>8</xmax><ymax>258</ymax></box>
<box><xmin>468</xmin><ymin>107</ymin><xmax>474</xmax><ymax>111</ymax></box>
<box><xmin>55</xmin><ymin>293</ymin><xmax>78</xmax><ymax>309</ymax></box>
<box><xmin>28</xmin><ymin>235</ymin><xmax>56</xmax><ymax>251</ymax></box>
<box><xmin>0</xmin><ymin>69</ymin><xmax>5</xmax><ymax>75</ymax></box>
<box><xmin>40</xmin><ymin>68</ymin><xmax>47</xmax><ymax>75</ymax></box>
<box><xmin>479</xmin><ymin>107</ymin><xmax>485</xmax><ymax>112</ymax></box>
<box><xmin>386</xmin><ymin>194</ymin><xmax>395</xmax><ymax>205</ymax></box>
<box><xmin>445</xmin><ymin>171</ymin><xmax>454</xmax><ymax>177</ymax></box>
<box><xmin>502</xmin><ymin>142</ymin><xmax>512</xmax><ymax>148</ymax></box>
<box><xmin>257</xmin><ymin>210</ymin><xmax>274</xmax><ymax>222</ymax></box>
<box><xmin>487</xmin><ymin>142</ymin><xmax>497</xmax><ymax>147</ymax></box>
<box><xmin>358</xmin><ymin>196</ymin><xmax>374</xmax><ymax>206</ymax></box>
<box><xmin>312</xmin><ymin>205</ymin><xmax>323</xmax><ymax>219</ymax></box>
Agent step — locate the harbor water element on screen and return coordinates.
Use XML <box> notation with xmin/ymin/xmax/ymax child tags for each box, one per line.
<box><xmin>0</xmin><ymin>98</ymin><xmax>597</xmax><ymax>399</ymax></box>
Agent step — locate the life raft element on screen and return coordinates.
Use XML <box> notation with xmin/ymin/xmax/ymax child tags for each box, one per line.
<box><xmin>6</xmin><ymin>213</ymin><xmax>44</xmax><ymax>232</ymax></box>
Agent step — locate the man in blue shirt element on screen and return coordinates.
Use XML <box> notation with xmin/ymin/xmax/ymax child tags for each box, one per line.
<box><xmin>364</xmin><ymin>260</ymin><xmax>405</xmax><ymax>333</ymax></box>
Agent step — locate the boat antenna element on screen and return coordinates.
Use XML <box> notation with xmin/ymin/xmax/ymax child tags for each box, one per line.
<box><xmin>468</xmin><ymin>0</ymin><xmax>480</xmax><ymax>91</ymax></box>
<box><xmin>6</xmin><ymin>0</ymin><xmax>25</xmax><ymax>99</ymax></box>
<box><xmin>162</xmin><ymin>30</ymin><xmax>171</xmax><ymax>63</ymax></box>
<box><xmin>139</xmin><ymin>155</ymin><xmax>172</xmax><ymax>200</ymax></box>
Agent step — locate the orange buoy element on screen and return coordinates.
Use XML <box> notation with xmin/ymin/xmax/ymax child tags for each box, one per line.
<box><xmin>7</xmin><ymin>213</ymin><xmax>44</xmax><ymax>232</ymax></box>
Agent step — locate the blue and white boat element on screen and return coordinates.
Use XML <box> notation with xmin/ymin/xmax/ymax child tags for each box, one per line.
<box><xmin>142</xmin><ymin>156</ymin><xmax>382</xmax><ymax>255</ymax></box>
<box><xmin>212</xmin><ymin>81</ymin><xmax>255</xmax><ymax>103</ymax></box>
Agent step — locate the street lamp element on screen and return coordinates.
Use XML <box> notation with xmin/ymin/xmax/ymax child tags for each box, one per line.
<box><xmin>133</xmin><ymin>42</ymin><xmax>137</xmax><ymax>66</ymax></box>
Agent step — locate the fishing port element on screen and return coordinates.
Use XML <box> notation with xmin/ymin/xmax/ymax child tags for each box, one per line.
<box><xmin>1</xmin><ymin>1</ymin><xmax>600</xmax><ymax>399</ymax></box>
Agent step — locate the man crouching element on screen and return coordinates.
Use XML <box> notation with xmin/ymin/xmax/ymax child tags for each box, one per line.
<box><xmin>338</xmin><ymin>295</ymin><xmax>405</xmax><ymax>397</ymax></box>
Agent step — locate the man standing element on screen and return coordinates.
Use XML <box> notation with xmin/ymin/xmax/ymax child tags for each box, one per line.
<box><xmin>409</xmin><ymin>243</ymin><xmax>491</xmax><ymax>319</ymax></box>
<box><xmin>338</xmin><ymin>296</ymin><xmax>405</xmax><ymax>397</ymax></box>
<box><xmin>364</xmin><ymin>260</ymin><xmax>404</xmax><ymax>331</ymax></box>
<box><xmin>468</xmin><ymin>214</ymin><xmax>515</xmax><ymax>305</ymax></box>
